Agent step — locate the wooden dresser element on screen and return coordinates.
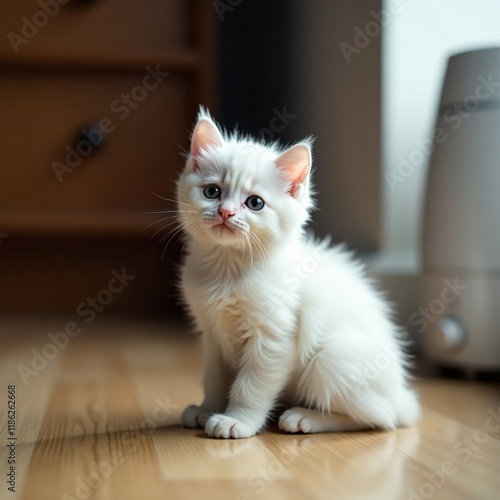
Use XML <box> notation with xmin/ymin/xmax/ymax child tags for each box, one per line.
<box><xmin>0</xmin><ymin>0</ymin><xmax>215</xmax><ymax>312</ymax></box>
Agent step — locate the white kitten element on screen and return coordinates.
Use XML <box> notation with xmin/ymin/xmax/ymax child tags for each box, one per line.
<box><xmin>177</xmin><ymin>109</ymin><xmax>419</xmax><ymax>439</ymax></box>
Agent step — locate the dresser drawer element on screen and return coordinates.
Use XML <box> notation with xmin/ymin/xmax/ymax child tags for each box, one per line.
<box><xmin>0</xmin><ymin>70</ymin><xmax>190</xmax><ymax>213</ymax></box>
<box><xmin>0</xmin><ymin>0</ymin><xmax>190</xmax><ymax>59</ymax></box>
<box><xmin>0</xmin><ymin>236</ymin><xmax>178</xmax><ymax>311</ymax></box>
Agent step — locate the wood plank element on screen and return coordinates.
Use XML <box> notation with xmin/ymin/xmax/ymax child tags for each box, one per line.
<box><xmin>0</xmin><ymin>317</ymin><xmax>499</xmax><ymax>500</ymax></box>
<box><xmin>19</xmin><ymin>332</ymin><xmax>165</xmax><ymax>500</ymax></box>
<box><xmin>0</xmin><ymin>322</ymin><xmax>62</xmax><ymax>499</ymax></box>
<box><xmin>417</xmin><ymin>377</ymin><xmax>500</xmax><ymax>438</ymax></box>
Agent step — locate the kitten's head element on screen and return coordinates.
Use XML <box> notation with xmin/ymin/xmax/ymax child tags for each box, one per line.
<box><xmin>176</xmin><ymin>109</ymin><xmax>314</xmax><ymax>253</ymax></box>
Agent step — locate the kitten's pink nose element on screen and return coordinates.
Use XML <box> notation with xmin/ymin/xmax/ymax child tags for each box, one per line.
<box><xmin>219</xmin><ymin>202</ymin><xmax>236</xmax><ymax>221</ymax></box>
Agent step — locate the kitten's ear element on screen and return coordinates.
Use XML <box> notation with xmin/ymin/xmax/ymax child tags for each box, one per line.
<box><xmin>275</xmin><ymin>143</ymin><xmax>312</xmax><ymax>199</ymax></box>
<box><xmin>188</xmin><ymin>114</ymin><xmax>224</xmax><ymax>171</ymax></box>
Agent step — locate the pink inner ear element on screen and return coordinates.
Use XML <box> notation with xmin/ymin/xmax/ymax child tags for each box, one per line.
<box><xmin>275</xmin><ymin>144</ymin><xmax>311</xmax><ymax>196</ymax></box>
<box><xmin>190</xmin><ymin>119</ymin><xmax>224</xmax><ymax>159</ymax></box>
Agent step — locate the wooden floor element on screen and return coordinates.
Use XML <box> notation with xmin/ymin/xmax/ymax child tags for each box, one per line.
<box><xmin>1</xmin><ymin>316</ymin><xmax>499</xmax><ymax>500</ymax></box>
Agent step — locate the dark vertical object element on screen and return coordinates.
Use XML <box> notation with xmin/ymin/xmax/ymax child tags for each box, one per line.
<box><xmin>217</xmin><ymin>0</ymin><xmax>381</xmax><ymax>251</ymax></box>
<box><xmin>217</xmin><ymin>0</ymin><xmax>294</xmax><ymax>143</ymax></box>
<box><xmin>191</xmin><ymin>0</ymin><xmax>217</xmax><ymax>118</ymax></box>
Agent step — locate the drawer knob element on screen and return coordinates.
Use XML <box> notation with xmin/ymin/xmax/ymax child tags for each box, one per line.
<box><xmin>70</xmin><ymin>0</ymin><xmax>102</xmax><ymax>10</ymax></box>
<box><xmin>76</xmin><ymin>123</ymin><xmax>105</xmax><ymax>154</ymax></box>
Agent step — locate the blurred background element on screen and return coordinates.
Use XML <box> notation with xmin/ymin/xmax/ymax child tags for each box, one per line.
<box><xmin>1</xmin><ymin>0</ymin><xmax>499</xmax><ymax>366</ymax></box>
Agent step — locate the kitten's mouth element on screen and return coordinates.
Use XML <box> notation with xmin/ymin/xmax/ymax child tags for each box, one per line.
<box><xmin>210</xmin><ymin>222</ymin><xmax>235</xmax><ymax>234</ymax></box>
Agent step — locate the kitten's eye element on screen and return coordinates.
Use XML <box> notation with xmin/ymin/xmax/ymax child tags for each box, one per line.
<box><xmin>245</xmin><ymin>195</ymin><xmax>265</xmax><ymax>211</ymax></box>
<box><xmin>203</xmin><ymin>184</ymin><xmax>221</xmax><ymax>199</ymax></box>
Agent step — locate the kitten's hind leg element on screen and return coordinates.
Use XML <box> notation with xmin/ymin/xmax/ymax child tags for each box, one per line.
<box><xmin>279</xmin><ymin>407</ymin><xmax>369</xmax><ymax>433</ymax></box>
<box><xmin>182</xmin><ymin>405</ymin><xmax>215</xmax><ymax>428</ymax></box>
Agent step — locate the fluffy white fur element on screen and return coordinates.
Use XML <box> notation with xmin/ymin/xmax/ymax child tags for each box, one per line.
<box><xmin>177</xmin><ymin>109</ymin><xmax>419</xmax><ymax>439</ymax></box>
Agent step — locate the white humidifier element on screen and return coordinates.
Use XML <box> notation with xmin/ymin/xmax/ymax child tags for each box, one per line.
<box><xmin>421</xmin><ymin>47</ymin><xmax>500</xmax><ymax>374</ymax></box>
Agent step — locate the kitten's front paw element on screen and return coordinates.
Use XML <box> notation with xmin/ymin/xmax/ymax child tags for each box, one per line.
<box><xmin>205</xmin><ymin>414</ymin><xmax>254</xmax><ymax>439</ymax></box>
<box><xmin>181</xmin><ymin>404</ymin><xmax>213</xmax><ymax>428</ymax></box>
